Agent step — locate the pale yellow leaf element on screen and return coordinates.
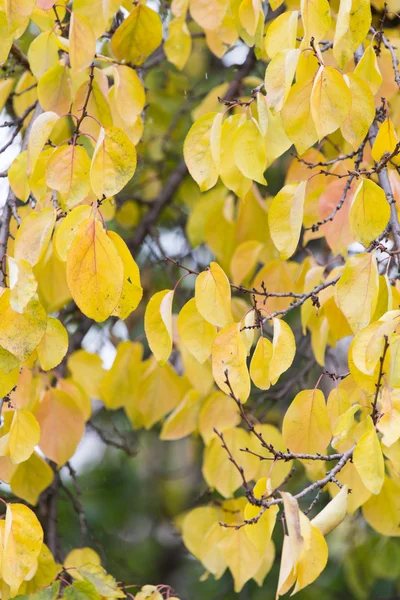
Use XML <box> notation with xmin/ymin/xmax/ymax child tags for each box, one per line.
<box><xmin>144</xmin><ymin>289</ymin><xmax>174</xmax><ymax>366</ymax></box>
<box><xmin>37</xmin><ymin>317</ymin><xmax>68</xmax><ymax>371</ymax></box>
<box><xmin>195</xmin><ymin>261</ymin><xmax>232</xmax><ymax>327</ymax></box>
<box><xmin>349</xmin><ymin>179</ymin><xmax>390</xmax><ymax>246</ymax></box>
<box><xmin>212</xmin><ymin>323</ymin><xmax>250</xmax><ymax>403</ymax></box>
<box><xmin>353</xmin><ymin>416</ymin><xmax>384</xmax><ymax>494</ymax></box>
<box><xmin>177</xmin><ymin>298</ymin><xmax>217</xmax><ymax>364</ymax></box>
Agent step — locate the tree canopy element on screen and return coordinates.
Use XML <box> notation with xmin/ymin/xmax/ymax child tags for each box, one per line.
<box><xmin>0</xmin><ymin>0</ymin><xmax>400</xmax><ymax>598</ymax></box>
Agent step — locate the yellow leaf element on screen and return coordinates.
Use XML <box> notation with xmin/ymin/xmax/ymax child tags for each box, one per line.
<box><xmin>264</xmin><ymin>105</ymin><xmax>292</xmax><ymax>164</ymax></box>
<box><xmin>354</xmin><ymin>43</ymin><xmax>382</xmax><ymax>94</ymax></box>
<box><xmin>212</xmin><ymin>323</ymin><xmax>250</xmax><ymax>403</ymax></box>
<box><xmin>329</xmin><ymin>460</ymin><xmax>371</xmax><ymax>514</ymax></box>
<box><xmin>198</xmin><ymin>390</ymin><xmax>240</xmax><ymax>445</ymax></box>
<box><xmin>184</xmin><ymin>112</ymin><xmax>219</xmax><ymax>192</ymax></box>
<box><xmin>90</xmin><ymin>127</ymin><xmax>137</xmax><ymax>199</ymax></box>
<box><xmin>282</xmin><ymin>389</ymin><xmax>332</xmax><ymax>454</ymax></box>
<box><xmin>144</xmin><ymin>290</ymin><xmax>174</xmax><ymax>366</ymax></box>
<box><xmin>37</xmin><ymin>317</ymin><xmax>68</xmax><ymax>371</ymax></box>
<box><xmin>311</xmin><ymin>66</ymin><xmax>351</xmax><ymax>139</ymax></box>
<box><xmin>371</xmin><ymin>118</ymin><xmax>400</xmax><ymax>164</ymax></box>
<box><xmin>244</xmin><ymin>478</ymin><xmax>279</xmax><ymax>553</ymax></box>
<box><xmin>64</xmin><ymin>547</ymin><xmax>101</xmax><ymax>580</ymax></box>
<box><xmin>353</xmin><ymin>415</ymin><xmax>384</xmax><ymax>494</ymax></box>
<box><xmin>76</xmin><ymin>563</ymin><xmax>125</xmax><ymax>598</ymax></box>
<box><xmin>195</xmin><ymin>261</ymin><xmax>232</xmax><ymax>327</ymax></box>
<box><xmin>219</xmin><ymin>527</ymin><xmax>261</xmax><ymax>593</ymax></box>
<box><xmin>182</xmin><ymin>506</ymin><xmax>225</xmax><ymax>577</ymax></box>
<box><xmin>269</xmin><ymin>317</ymin><xmax>296</xmax><ymax>384</ymax></box>
<box><xmin>340</xmin><ymin>73</ymin><xmax>375</xmax><ymax>150</ymax></box>
<box><xmin>0</xmin><ymin>409</ymin><xmax>40</xmax><ymax>465</ymax></box>
<box><xmin>165</xmin><ymin>18</ymin><xmax>192</xmax><ymax>71</ymax></box>
<box><xmin>0</xmin><ymin>365</ymin><xmax>18</xmax><ymax>397</ymax></box>
<box><xmin>111</xmin><ymin>65</ymin><xmax>146</xmax><ymax>125</ymax></box>
<box><xmin>160</xmin><ymin>389</ymin><xmax>202</xmax><ymax>440</ymax></box>
<box><xmin>35</xmin><ymin>388</ymin><xmax>85</xmax><ymax>465</ymax></box>
<box><xmin>333</xmin><ymin>0</ymin><xmax>371</xmax><ymax>68</ymax></box>
<box><xmin>10</xmin><ymin>452</ymin><xmax>53</xmax><ymax>506</ymax></box>
<box><xmin>2</xmin><ymin>503</ymin><xmax>43</xmax><ymax>596</ymax></box>
<box><xmin>265</xmin><ymin>10</ymin><xmax>298</xmax><ymax>58</ymax></box>
<box><xmin>66</xmin><ymin>219</ymin><xmax>124</xmax><ymax>322</ymax></box>
<box><xmin>238</xmin><ymin>0</ymin><xmax>261</xmax><ymax>36</ymax></box>
<box><xmin>53</xmin><ymin>205</ymin><xmax>93</xmax><ymax>262</ymax></box>
<box><xmin>281</xmin><ymin>77</ymin><xmax>318</xmax><ymax>155</ymax></box>
<box><xmin>265</xmin><ymin>49</ymin><xmax>300</xmax><ymax>114</ymax></box>
<box><xmin>311</xmin><ymin>484</ymin><xmax>348</xmax><ymax>535</ymax></box>
<box><xmin>335</xmin><ymin>252</ymin><xmax>379</xmax><ymax>333</ymax></box>
<box><xmin>8</xmin><ymin>152</ymin><xmax>30</xmax><ymax>202</ymax></box>
<box><xmin>230</xmin><ymin>240</ymin><xmax>263</xmax><ymax>286</ymax></box>
<box><xmin>292</xmin><ymin>512</ymin><xmax>329</xmax><ymax>594</ymax></box>
<box><xmin>69</xmin><ymin>12</ymin><xmax>96</xmax><ymax>71</ymax></box>
<box><xmin>203</xmin><ymin>427</ymin><xmax>257</xmax><ymax>497</ymax></box>
<box><xmin>0</xmin><ymin>292</ymin><xmax>46</xmax><ymax>362</ymax></box>
<box><xmin>326</xmin><ymin>387</ymin><xmax>351</xmax><ymax>427</ymax></box>
<box><xmin>35</xmin><ymin>244</ymin><xmax>72</xmax><ymax>313</ymax></box>
<box><xmin>300</xmin><ymin>0</ymin><xmax>331</xmax><ymax>46</ymax></box>
<box><xmin>219</xmin><ymin>114</ymin><xmax>252</xmax><ymax>197</ymax></box>
<box><xmin>234</xmin><ymin>118</ymin><xmax>267</xmax><ymax>185</ymax></box>
<box><xmin>268</xmin><ymin>181</ymin><xmax>306</xmax><ymax>259</ymax></box>
<box><xmin>27</xmin><ymin>31</ymin><xmax>59</xmax><ymax>79</ymax></box>
<box><xmin>349</xmin><ymin>179</ymin><xmax>390</xmax><ymax>246</ymax></box>
<box><xmin>14</xmin><ymin>208</ymin><xmax>56</xmax><ymax>266</ymax></box>
<box><xmin>253</xmin><ymin>539</ymin><xmax>275</xmax><ymax>586</ymax></box>
<box><xmin>362</xmin><ymin>476</ymin><xmax>400</xmax><ymax>535</ymax></box>
<box><xmin>8</xmin><ymin>257</ymin><xmax>37</xmax><ymax>314</ymax></box>
<box><xmin>177</xmin><ymin>298</ymin><xmax>217</xmax><ymax>364</ymax></box>
<box><xmin>107</xmin><ymin>231</ymin><xmax>143</xmax><ymax>320</ymax></box>
<box><xmin>27</xmin><ymin>111</ymin><xmax>59</xmax><ymax>176</ymax></box>
<box><xmin>250</xmin><ymin>336</ymin><xmax>273</xmax><ymax>390</ymax></box>
<box><xmin>37</xmin><ymin>63</ymin><xmax>71</xmax><ymax>115</ymax></box>
<box><xmin>46</xmin><ymin>145</ymin><xmax>91</xmax><ymax>209</ymax></box>
<box><xmin>135</xmin><ymin>358</ymin><xmax>187</xmax><ymax>429</ymax></box>
<box><xmin>111</xmin><ymin>3</ymin><xmax>162</xmax><ymax>65</ymax></box>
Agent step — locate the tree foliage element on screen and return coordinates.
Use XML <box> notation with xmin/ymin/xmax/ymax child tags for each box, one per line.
<box><xmin>0</xmin><ymin>0</ymin><xmax>399</xmax><ymax>597</ymax></box>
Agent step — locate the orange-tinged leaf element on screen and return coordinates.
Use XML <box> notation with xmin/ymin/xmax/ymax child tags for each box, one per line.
<box><xmin>144</xmin><ymin>290</ymin><xmax>174</xmax><ymax>366</ymax></box>
<box><xmin>212</xmin><ymin>323</ymin><xmax>250</xmax><ymax>403</ymax></box>
<box><xmin>282</xmin><ymin>389</ymin><xmax>332</xmax><ymax>454</ymax></box>
<box><xmin>190</xmin><ymin>0</ymin><xmax>228</xmax><ymax>30</ymax></box>
<box><xmin>66</xmin><ymin>219</ymin><xmax>124</xmax><ymax>322</ymax></box>
<box><xmin>90</xmin><ymin>127</ymin><xmax>137</xmax><ymax>199</ymax></box>
<box><xmin>57</xmin><ymin>378</ymin><xmax>92</xmax><ymax>421</ymax></box>
<box><xmin>46</xmin><ymin>145</ymin><xmax>91</xmax><ymax>209</ymax></box>
<box><xmin>35</xmin><ymin>388</ymin><xmax>85</xmax><ymax>465</ymax></box>
<box><xmin>353</xmin><ymin>416</ymin><xmax>384</xmax><ymax>495</ymax></box>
